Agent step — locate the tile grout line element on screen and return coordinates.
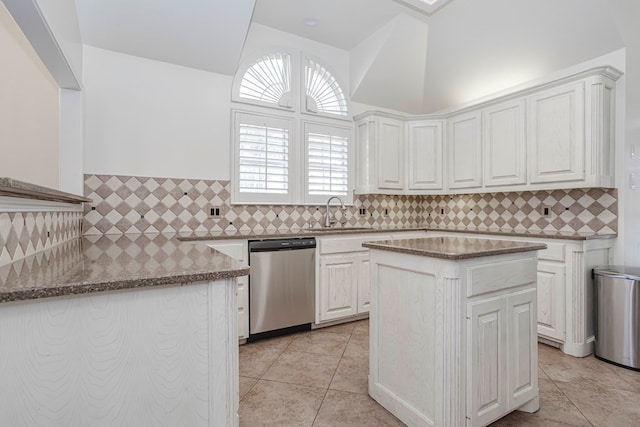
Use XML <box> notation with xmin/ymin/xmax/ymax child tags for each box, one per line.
<box><xmin>310</xmin><ymin>329</ymin><xmax>354</xmax><ymax>426</ymax></box>
<box><xmin>547</xmin><ymin>375</ymin><xmax>595</xmax><ymax>427</ymax></box>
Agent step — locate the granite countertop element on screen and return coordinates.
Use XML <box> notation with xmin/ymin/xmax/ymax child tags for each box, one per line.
<box><xmin>0</xmin><ymin>177</ymin><xmax>91</xmax><ymax>204</ymax></box>
<box><xmin>177</xmin><ymin>226</ymin><xmax>615</xmax><ymax>242</ymax></box>
<box><xmin>363</xmin><ymin>236</ymin><xmax>547</xmax><ymax>260</ymax></box>
<box><xmin>0</xmin><ymin>234</ymin><xmax>249</xmax><ymax>303</ymax></box>
<box><xmin>423</xmin><ymin>226</ymin><xmax>616</xmax><ymax>241</ymax></box>
<box><xmin>177</xmin><ymin>227</ymin><xmax>427</xmax><ymax>241</ymax></box>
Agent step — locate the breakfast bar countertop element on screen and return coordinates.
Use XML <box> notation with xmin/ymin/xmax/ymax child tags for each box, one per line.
<box><xmin>0</xmin><ymin>233</ymin><xmax>249</xmax><ymax>304</ymax></box>
<box><xmin>363</xmin><ymin>236</ymin><xmax>548</xmax><ymax>260</ymax></box>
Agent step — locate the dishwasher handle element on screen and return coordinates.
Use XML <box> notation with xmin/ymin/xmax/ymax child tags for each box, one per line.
<box><xmin>249</xmin><ymin>238</ymin><xmax>316</xmax><ymax>252</ymax></box>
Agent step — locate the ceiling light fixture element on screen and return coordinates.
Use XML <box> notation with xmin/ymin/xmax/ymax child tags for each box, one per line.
<box><xmin>304</xmin><ymin>18</ymin><xmax>319</xmax><ymax>27</ymax></box>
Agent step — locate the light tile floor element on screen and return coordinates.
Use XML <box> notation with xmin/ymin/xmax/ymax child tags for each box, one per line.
<box><xmin>239</xmin><ymin>319</ymin><xmax>640</xmax><ymax>426</ymax></box>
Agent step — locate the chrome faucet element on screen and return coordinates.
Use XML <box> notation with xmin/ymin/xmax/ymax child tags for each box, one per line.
<box><xmin>323</xmin><ymin>196</ymin><xmax>346</xmax><ymax>227</ymax></box>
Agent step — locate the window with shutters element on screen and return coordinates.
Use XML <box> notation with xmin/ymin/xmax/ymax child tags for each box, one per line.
<box><xmin>234</xmin><ymin>112</ymin><xmax>293</xmax><ymax>204</ymax></box>
<box><xmin>232</xmin><ymin>50</ymin><xmax>352</xmax><ymax>204</ymax></box>
<box><xmin>305</xmin><ymin>122</ymin><xmax>350</xmax><ymax>204</ymax></box>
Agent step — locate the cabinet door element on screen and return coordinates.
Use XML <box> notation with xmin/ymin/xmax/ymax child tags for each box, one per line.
<box><xmin>536</xmin><ymin>261</ymin><xmax>565</xmax><ymax>341</ymax></box>
<box><xmin>483</xmin><ymin>99</ymin><xmax>527</xmax><ymax>187</ymax></box>
<box><xmin>448</xmin><ymin>111</ymin><xmax>482</xmax><ymax>189</ymax></box>
<box><xmin>377</xmin><ymin>118</ymin><xmax>404</xmax><ymax>190</ymax></box>
<box><xmin>508</xmin><ymin>289</ymin><xmax>538</xmax><ymax>409</ymax></box>
<box><xmin>529</xmin><ymin>82</ymin><xmax>585</xmax><ymax>183</ymax></box>
<box><xmin>318</xmin><ymin>254</ymin><xmax>359</xmax><ymax>322</ymax></box>
<box><xmin>467</xmin><ymin>296</ymin><xmax>508</xmax><ymax>427</ymax></box>
<box><xmin>407</xmin><ymin>120</ymin><xmax>443</xmax><ymax>190</ymax></box>
<box><xmin>237</xmin><ymin>276</ymin><xmax>249</xmax><ymax>340</ymax></box>
<box><xmin>357</xmin><ymin>254</ymin><xmax>370</xmax><ymax>314</ymax></box>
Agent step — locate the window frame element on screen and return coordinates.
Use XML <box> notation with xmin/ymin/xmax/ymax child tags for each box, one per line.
<box><xmin>303</xmin><ymin>120</ymin><xmax>354</xmax><ymax>205</ymax></box>
<box><xmin>232</xmin><ymin>48</ymin><xmax>299</xmax><ymax>112</ymax></box>
<box><xmin>231</xmin><ymin>49</ymin><xmax>354</xmax><ymax>205</ymax></box>
<box><xmin>232</xmin><ymin>110</ymin><xmax>296</xmax><ymax>205</ymax></box>
<box><xmin>300</xmin><ymin>53</ymin><xmax>351</xmax><ymax>121</ymax></box>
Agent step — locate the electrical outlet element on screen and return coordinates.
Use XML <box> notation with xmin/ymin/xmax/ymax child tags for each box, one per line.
<box><xmin>209</xmin><ymin>207</ymin><xmax>221</xmax><ymax>217</ymax></box>
<box><xmin>384</xmin><ymin>208</ymin><xmax>389</xmax><ymax>216</ymax></box>
<box><xmin>358</xmin><ymin>208</ymin><xmax>366</xmax><ymax>216</ymax></box>
<box><xmin>543</xmin><ymin>206</ymin><xmax>550</xmax><ymax>216</ymax></box>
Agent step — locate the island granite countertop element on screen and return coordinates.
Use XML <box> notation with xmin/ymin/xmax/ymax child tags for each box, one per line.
<box><xmin>363</xmin><ymin>236</ymin><xmax>547</xmax><ymax>260</ymax></box>
<box><xmin>0</xmin><ymin>234</ymin><xmax>249</xmax><ymax>303</ymax></box>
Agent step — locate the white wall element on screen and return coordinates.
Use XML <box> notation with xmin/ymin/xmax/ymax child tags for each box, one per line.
<box><xmin>604</xmin><ymin>0</ymin><xmax>640</xmax><ymax>265</ymax></box>
<box><xmin>82</xmin><ymin>45</ymin><xmax>233</xmax><ymax>181</ymax></box>
<box><xmin>0</xmin><ymin>2</ymin><xmax>59</xmax><ymax>189</ymax></box>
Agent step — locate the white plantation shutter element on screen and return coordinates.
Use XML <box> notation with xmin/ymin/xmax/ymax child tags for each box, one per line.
<box><xmin>305</xmin><ymin>123</ymin><xmax>351</xmax><ymax>203</ymax></box>
<box><xmin>304</xmin><ymin>58</ymin><xmax>348</xmax><ymax>117</ymax></box>
<box><xmin>239</xmin><ymin>53</ymin><xmax>292</xmax><ymax>107</ymax></box>
<box><xmin>234</xmin><ymin>113</ymin><xmax>292</xmax><ymax>203</ymax></box>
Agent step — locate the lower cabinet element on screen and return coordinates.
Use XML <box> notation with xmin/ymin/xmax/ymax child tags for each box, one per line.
<box><xmin>204</xmin><ymin>240</ymin><xmax>249</xmax><ymax>341</ymax></box>
<box><xmin>467</xmin><ymin>289</ymin><xmax>537</xmax><ymax>427</ymax></box>
<box><xmin>318</xmin><ymin>253</ymin><xmax>360</xmax><ymax>321</ymax></box>
<box><xmin>316</xmin><ymin>231</ymin><xmax>427</xmax><ymax>324</ymax></box>
<box><xmin>536</xmin><ymin>261</ymin><xmax>565</xmax><ymax>341</ymax></box>
<box><xmin>318</xmin><ymin>252</ymin><xmax>370</xmax><ymax>322</ymax></box>
<box><xmin>429</xmin><ymin>231</ymin><xmax>613</xmax><ymax>357</ymax></box>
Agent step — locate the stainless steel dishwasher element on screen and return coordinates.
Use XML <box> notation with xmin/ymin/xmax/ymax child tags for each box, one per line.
<box><xmin>248</xmin><ymin>238</ymin><xmax>316</xmax><ymax>338</ymax></box>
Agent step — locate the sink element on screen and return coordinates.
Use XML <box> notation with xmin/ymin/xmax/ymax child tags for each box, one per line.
<box><xmin>302</xmin><ymin>227</ymin><xmax>373</xmax><ymax>233</ymax></box>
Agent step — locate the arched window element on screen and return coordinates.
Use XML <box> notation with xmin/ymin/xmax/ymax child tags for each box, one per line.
<box><xmin>232</xmin><ymin>50</ymin><xmax>352</xmax><ymax>205</ymax></box>
<box><xmin>304</xmin><ymin>58</ymin><xmax>348</xmax><ymax>116</ymax></box>
<box><xmin>238</xmin><ymin>53</ymin><xmax>292</xmax><ymax>108</ymax></box>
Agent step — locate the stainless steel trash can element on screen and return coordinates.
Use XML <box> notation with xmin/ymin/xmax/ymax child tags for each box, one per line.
<box><xmin>594</xmin><ymin>266</ymin><xmax>640</xmax><ymax>370</ymax></box>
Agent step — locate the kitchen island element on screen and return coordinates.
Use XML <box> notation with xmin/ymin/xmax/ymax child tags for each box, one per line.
<box><xmin>363</xmin><ymin>236</ymin><xmax>546</xmax><ymax>427</ymax></box>
<box><xmin>0</xmin><ymin>234</ymin><xmax>248</xmax><ymax>426</ymax></box>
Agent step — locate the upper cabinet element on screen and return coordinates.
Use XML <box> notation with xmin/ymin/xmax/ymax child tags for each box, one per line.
<box><xmin>483</xmin><ymin>99</ymin><xmax>527</xmax><ymax>187</ymax></box>
<box><xmin>529</xmin><ymin>81</ymin><xmax>585</xmax><ymax>184</ymax></box>
<box><xmin>377</xmin><ymin>117</ymin><xmax>404</xmax><ymax>190</ymax></box>
<box><xmin>354</xmin><ymin>66</ymin><xmax>621</xmax><ymax>195</ymax></box>
<box><xmin>407</xmin><ymin>120</ymin><xmax>444</xmax><ymax>191</ymax></box>
<box><xmin>355</xmin><ymin>115</ymin><xmax>404</xmax><ymax>193</ymax></box>
<box><xmin>448</xmin><ymin>111</ymin><xmax>482</xmax><ymax>189</ymax></box>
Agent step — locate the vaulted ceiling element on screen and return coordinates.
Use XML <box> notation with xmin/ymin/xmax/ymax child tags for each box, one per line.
<box><xmin>75</xmin><ymin>0</ymin><xmax>626</xmax><ymax>114</ymax></box>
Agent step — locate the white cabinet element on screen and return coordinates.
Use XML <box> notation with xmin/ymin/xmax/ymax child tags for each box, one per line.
<box><xmin>357</xmin><ymin>254</ymin><xmax>371</xmax><ymax>314</ymax></box>
<box><xmin>407</xmin><ymin>120</ymin><xmax>444</xmax><ymax>190</ymax></box>
<box><xmin>206</xmin><ymin>240</ymin><xmax>249</xmax><ymax>341</ymax></box>
<box><xmin>355</xmin><ymin>66</ymin><xmax>620</xmax><ymax>195</ymax></box>
<box><xmin>528</xmin><ymin>81</ymin><xmax>585</xmax><ymax>184</ymax></box>
<box><xmin>427</xmin><ymin>230</ymin><xmax>613</xmax><ymax>357</ymax></box>
<box><xmin>467</xmin><ymin>296</ymin><xmax>509</xmax><ymax>426</ymax></box>
<box><xmin>448</xmin><ymin>111</ymin><xmax>482</xmax><ymax>189</ymax></box>
<box><xmin>318</xmin><ymin>253</ymin><xmax>359</xmax><ymax>322</ymax></box>
<box><xmin>355</xmin><ymin>115</ymin><xmax>404</xmax><ymax>193</ymax></box>
<box><xmin>536</xmin><ymin>261</ymin><xmax>565</xmax><ymax>342</ymax></box>
<box><xmin>369</xmin><ymin>248</ymin><xmax>539</xmax><ymax>426</ymax></box>
<box><xmin>483</xmin><ymin>99</ymin><xmax>527</xmax><ymax>187</ymax></box>
<box><xmin>316</xmin><ymin>231</ymin><xmax>426</xmax><ymax>324</ymax></box>
<box><xmin>377</xmin><ymin>117</ymin><xmax>404</xmax><ymax>190</ymax></box>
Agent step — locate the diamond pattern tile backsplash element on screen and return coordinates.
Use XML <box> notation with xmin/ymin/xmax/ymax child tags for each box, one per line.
<box><xmin>83</xmin><ymin>174</ymin><xmax>618</xmax><ymax>237</ymax></box>
<box><xmin>424</xmin><ymin>188</ymin><xmax>618</xmax><ymax>234</ymax></box>
<box><xmin>0</xmin><ymin>211</ymin><xmax>83</xmax><ymax>267</ymax></box>
<box><xmin>82</xmin><ymin>174</ymin><xmax>424</xmax><ymax>235</ymax></box>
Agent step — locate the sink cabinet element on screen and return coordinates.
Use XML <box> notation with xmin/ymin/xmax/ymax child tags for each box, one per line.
<box><xmin>316</xmin><ymin>231</ymin><xmax>427</xmax><ymax>325</ymax></box>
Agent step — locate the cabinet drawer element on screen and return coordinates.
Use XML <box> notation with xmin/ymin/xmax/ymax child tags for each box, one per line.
<box><xmin>467</xmin><ymin>258</ymin><xmax>538</xmax><ymax>297</ymax></box>
<box><xmin>537</xmin><ymin>242</ymin><xmax>564</xmax><ymax>262</ymax></box>
<box><xmin>319</xmin><ymin>233</ymin><xmax>393</xmax><ymax>254</ymax></box>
